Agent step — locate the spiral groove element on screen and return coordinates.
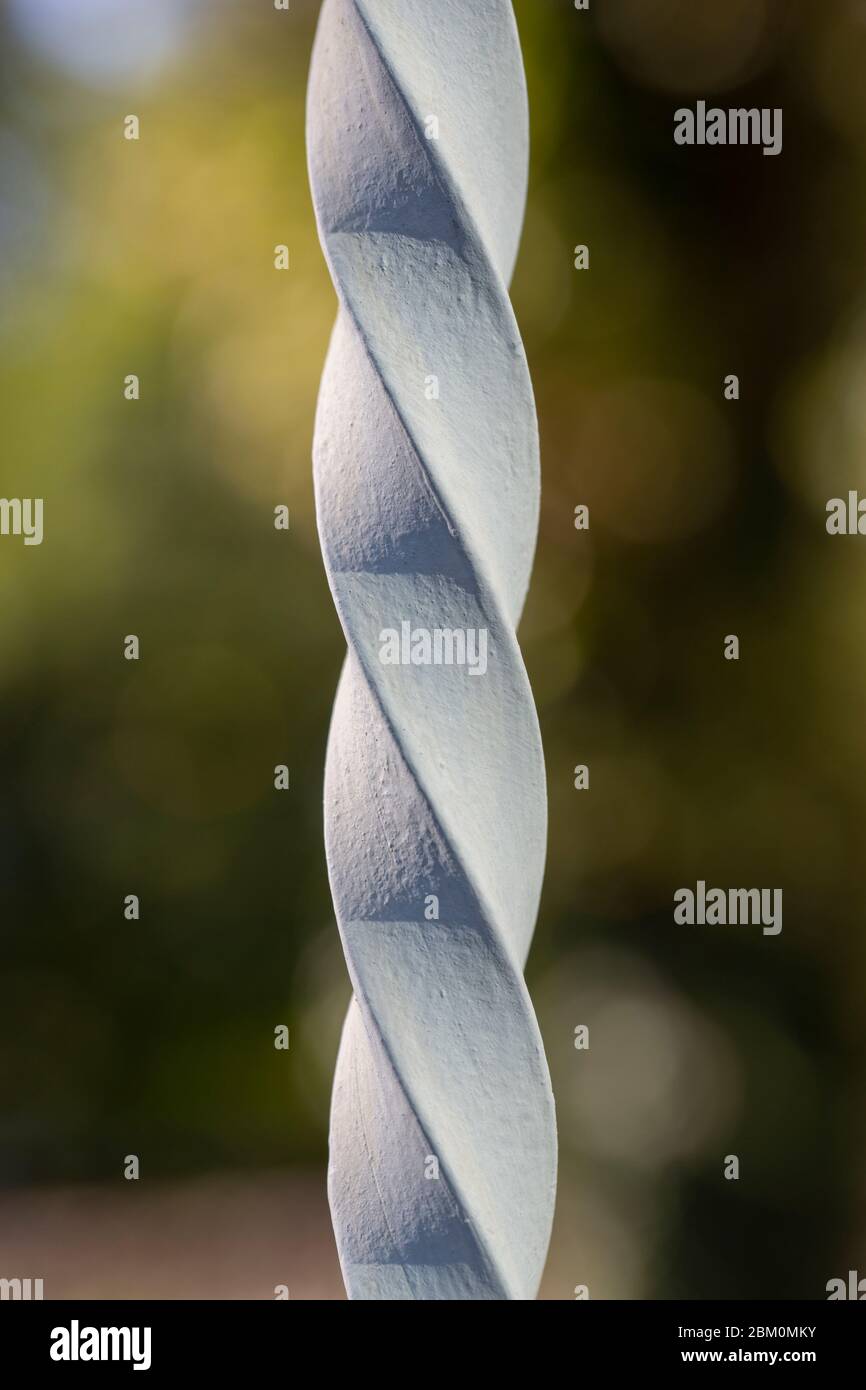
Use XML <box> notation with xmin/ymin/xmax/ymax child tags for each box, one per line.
<box><xmin>308</xmin><ymin>0</ymin><xmax>556</xmax><ymax>1300</ymax></box>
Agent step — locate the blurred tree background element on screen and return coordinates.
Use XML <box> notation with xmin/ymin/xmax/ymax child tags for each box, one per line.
<box><xmin>0</xmin><ymin>0</ymin><xmax>864</xmax><ymax>1298</ymax></box>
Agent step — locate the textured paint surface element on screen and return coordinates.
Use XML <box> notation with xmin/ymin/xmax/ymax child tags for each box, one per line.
<box><xmin>308</xmin><ymin>0</ymin><xmax>556</xmax><ymax>1300</ymax></box>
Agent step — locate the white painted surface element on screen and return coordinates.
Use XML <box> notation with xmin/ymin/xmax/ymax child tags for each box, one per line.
<box><xmin>308</xmin><ymin>0</ymin><xmax>556</xmax><ymax>1300</ymax></box>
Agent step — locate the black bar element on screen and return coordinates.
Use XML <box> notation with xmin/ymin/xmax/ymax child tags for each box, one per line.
<box><xmin>1</xmin><ymin>1299</ymin><xmax>862</xmax><ymax>1376</ymax></box>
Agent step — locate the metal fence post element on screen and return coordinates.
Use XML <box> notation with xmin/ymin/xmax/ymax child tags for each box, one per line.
<box><xmin>308</xmin><ymin>0</ymin><xmax>556</xmax><ymax>1300</ymax></box>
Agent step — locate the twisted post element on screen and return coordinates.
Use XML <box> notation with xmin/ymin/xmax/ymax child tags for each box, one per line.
<box><xmin>308</xmin><ymin>0</ymin><xmax>555</xmax><ymax>1300</ymax></box>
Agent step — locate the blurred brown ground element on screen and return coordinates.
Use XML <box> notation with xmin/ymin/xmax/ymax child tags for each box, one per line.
<box><xmin>1</xmin><ymin>1173</ymin><xmax>344</xmax><ymax>1301</ymax></box>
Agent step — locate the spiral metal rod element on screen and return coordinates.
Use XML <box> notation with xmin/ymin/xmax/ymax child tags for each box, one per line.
<box><xmin>308</xmin><ymin>0</ymin><xmax>556</xmax><ymax>1301</ymax></box>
